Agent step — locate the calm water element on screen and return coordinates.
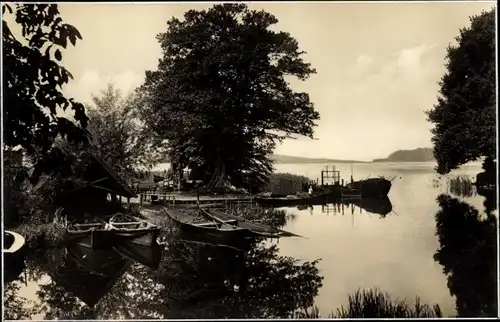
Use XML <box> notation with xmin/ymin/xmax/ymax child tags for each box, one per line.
<box><xmin>4</xmin><ymin>162</ymin><xmax>498</xmax><ymax>319</ymax></box>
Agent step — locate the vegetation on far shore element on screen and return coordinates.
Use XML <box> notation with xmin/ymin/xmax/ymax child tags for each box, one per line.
<box><xmin>372</xmin><ymin>147</ymin><xmax>435</xmax><ymax>163</ymax></box>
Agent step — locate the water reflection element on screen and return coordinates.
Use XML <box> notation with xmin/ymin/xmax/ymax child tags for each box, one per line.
<box><xmin>433</xmin><ymin>194</ymin><xmax>497</xmax><ymax>317</ymax></box>
<box><xmin>4</xmin><ymin>237</ymin><xmax>323</xmax><ymax>319</ymax></box>
<box><xmin>307</xmin><ymin>197</ymin><xmax>393</xmax><ymax>217</ymax></box>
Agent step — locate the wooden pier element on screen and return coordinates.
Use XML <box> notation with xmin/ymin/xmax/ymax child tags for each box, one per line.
<box><xmin>138</xmin><ymin>190</ymin><xmax>255</xmax><ymax>207</ymax></box>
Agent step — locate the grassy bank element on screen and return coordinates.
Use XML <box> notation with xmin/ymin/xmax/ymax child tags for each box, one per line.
<box><xmin>12</xmin><ymin>221</ymin><xmax>66</xmax><ymax>250</ymax></box>
<box><xmin>296</xmin><ymin>288</ymin><xmax>442</xmax><ymax>318</ymax></box>
<box><xmin>266</xmin><ymin>172</ymin><xmax>312</xmax><ymax>195</ymax></box>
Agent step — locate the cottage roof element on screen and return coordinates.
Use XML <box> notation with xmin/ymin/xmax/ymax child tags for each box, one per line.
<box><xmin>84</xmin><ymin>153</ymin><xmax>137</xmax><ymax>198</ymax></box>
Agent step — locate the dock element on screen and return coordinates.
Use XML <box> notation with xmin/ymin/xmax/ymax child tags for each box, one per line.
<box><xmin>137</xmin><ymin>190</ymin><xmax>255</xmax><ymax>207</ymax></box>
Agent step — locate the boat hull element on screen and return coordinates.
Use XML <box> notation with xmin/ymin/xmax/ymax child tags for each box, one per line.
<box><xmin>164</xmin><ymin>208</ymin><xmax>255</xmax><ymax>241</ymax></box>
<box><xmin>114</xmin><ymin>228</ymin><xmax>160</xmax><ymax>247</ymax></box>
<box><xmin>113</xmin><ymin>241</ymin><xmax>163</xmax><ymax>269</ymax></box>
<box><xmin>346</xmin><ymin>178</ymin><xmax>391</xmax><ymax>198</ymax></box>
<box><xmin>65</xmin><ymin>229</ymin><xmax>116</xmax><ymax>249</ymax></box>
<box><xmin>4</xmin><ymin>231</ymin><xmax>27</xmax><ymax>267</ymax></box>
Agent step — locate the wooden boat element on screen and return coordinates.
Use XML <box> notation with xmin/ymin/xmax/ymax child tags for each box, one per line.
<box><xmin>113</xmin><ymin>241</ymin><xmax>163</xmax><ymax>269</ymax></box>
<box><xmin>200</xmin><ymin>207</ymin><xmax>302</xmax><ymax>238</ymax></box>
<box><xmin>163</xmin><ymin>208</ymin><xmax>255</xmax><ymax>240</ymax></box>
<box><xmin>4</xmin><ymin>231</ymin><xmax>27</xmax><ymax>267</ymax></box>
<box><xmin>66</xmin><ymin>217</ymin><xmax>115</xmax><ymax>249</ymax></box>
<box><xmin>109</xmin><ymin>213</ymin><xmax>160</xmax><ymax>247</ymax></box>
<box><xmin>346</xmin><ymin>177</ymin><xmax>392</xmax><ymax>198</ymax></box>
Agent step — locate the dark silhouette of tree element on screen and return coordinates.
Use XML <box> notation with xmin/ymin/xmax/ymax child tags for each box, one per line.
<box><xmin>140</xmin><ymin>3</ymin><xmax>320</xmax><ymax>191</ymax></box>
<box><xmin>2</xmin><ymin>4</ymin><xmax>90</xmax><ymax>183</ymax></box>
<box><xmin>433</xmin><ymin>194</ymin><xmax>497</xmax><ymax>317</ymax></box>
<box><xmin>427</xmin><ymin>8</ymin><xmax>496</xmax><ymax>175</ymax></box>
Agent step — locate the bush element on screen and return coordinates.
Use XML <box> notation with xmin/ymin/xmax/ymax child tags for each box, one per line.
<box><xmin>265</xmin><ymin>172</ymin><xmax>312</xmax><ymax>195</ymax></box>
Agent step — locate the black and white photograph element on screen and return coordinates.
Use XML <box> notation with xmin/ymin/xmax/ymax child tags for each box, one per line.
<box><xmin>2</xmin><ymin>0</ymin><xmax>498</xmax><ymax>319</ymax></box>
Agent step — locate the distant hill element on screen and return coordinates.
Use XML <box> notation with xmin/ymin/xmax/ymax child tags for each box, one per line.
<box><xmin>159</xmin><ymin>154</ymin><xmax>365</xmax><ymax>164</ymax></box>
<box><xmin>372</xmin><ymin>148</ymin><xmax>435</xmax><ymax>162</ymax></box>
<box><xmin>271</xmin><ymin>154</ymin><xmax>365</xmax><ymax>164</ymax></box>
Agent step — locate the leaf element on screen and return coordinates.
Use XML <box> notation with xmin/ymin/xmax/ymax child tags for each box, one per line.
<box><xmin>54</xmin><ymin>49</ymin><xmax>62</xmax><ymax>61</ymax></box>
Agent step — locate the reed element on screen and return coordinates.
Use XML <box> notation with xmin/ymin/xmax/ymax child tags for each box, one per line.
<box><xmin>265</xmin><ymin>172</ymin><xmax>311</xmax><ymax>195</ymax></box>
<box><xmin>448</xmin><ymin>176</ymin><xmax>476</xmax><ymax>197</ymax></box>
<box><xmin>295</xmin><ymin>288</ymin><xmax>442</xmax><ymax>318</ymax></box>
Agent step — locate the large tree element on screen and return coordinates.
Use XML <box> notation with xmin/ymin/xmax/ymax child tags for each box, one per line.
<box><xmin>427</xmin><ymin>8</ymin><xmax>496</xmax><ymax>175</ymax></box>
<box><xmin>2</xmin><ymin>4</ymin><xmax>89</xmax><ymax>168</ymax></box>
<box><xmin>141</xmin><ymin>3</ymin><xmax>320</xmax><ymax>191</ymax></box>
<box><xmin>82</xmin><ymin>84</ymin><xmax>163</xmax><ymax>181</ymax></box>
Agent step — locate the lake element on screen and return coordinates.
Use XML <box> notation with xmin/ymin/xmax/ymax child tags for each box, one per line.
<box><xmin>4</xmin><ymin>161</ymin><xmax>497</xmax><ymax>319</ymax></box>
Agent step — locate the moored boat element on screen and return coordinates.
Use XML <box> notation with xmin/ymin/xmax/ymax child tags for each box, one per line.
<box><xmin>200</xmin><ymin>207</ymin><xmax>301</xmax><ymax>238</ymax></box>
<box><xmin>109</xmin><ymin>213</ymin><xmax>160</xmax><ymax>247</ymax></box>
<box><xmin>4</xmin><ymin>230</ymin><xmax>27</xmax><ymax>267</ymax></box>
<box><xmin>346</xmin><ymin>177</ymin><xmax>392</xmax><ymax>198</ymax></box>
<box><xmin>113</xmin><ymin>241</ymin><xmax>163</xmax><ymax>270</ymax></box>
<box><xmin>66</xmin><ymin>218</ymin><xmax>115</xmax><ymax>249</ymax></box>
<box><xmin>164</xmin><ymin>208</ymin><xmax>255</xmax><ymax>240</ymax></box>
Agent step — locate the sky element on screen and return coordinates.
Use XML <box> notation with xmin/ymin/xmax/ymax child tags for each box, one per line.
<box><xmin>6</xmin><ymin>1</ymin><xmax>497</xmax><ymax>161</ymax></box>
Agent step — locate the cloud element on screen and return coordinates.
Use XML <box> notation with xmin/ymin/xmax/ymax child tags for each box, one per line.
<box><xmin>59</xmin><ymin>70</ymin><xmax>145</xmax><ymax>119</ymax></box>
<box><xmin>394</xmin><ymin>44</ymin><xmax>436</xmax><ymax>78</ymax></box>
<box><xmin>356</xmin><ymin>54</ymin><xmax>375</xmax><ymax>67</ymax></box>
<box><xmin>63</xmin><ymin>70</ymin><xmax>145</xmax><ymax>104</ymax></box>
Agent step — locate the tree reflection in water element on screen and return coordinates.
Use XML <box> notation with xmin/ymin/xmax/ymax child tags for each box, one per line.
<box><xmin>433</xmin><ymin>194</ymin><xmax>497</xmax><ymax>317</ymax></box>
<box><xmin>4</xmin><ymin>237</ymin><xmax>323</xmax><ymax>319</ymax></box>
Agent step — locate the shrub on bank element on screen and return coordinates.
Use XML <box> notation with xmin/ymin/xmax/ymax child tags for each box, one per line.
<box><xmin>265</xmin><ymin>172</ymin><xmax>312</xmax><ymax>195</ymax></box>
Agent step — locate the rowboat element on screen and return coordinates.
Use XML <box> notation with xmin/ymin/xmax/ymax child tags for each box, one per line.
<box><xmin>4</xmin><ymin>230</ymin><xmax>27</xmax><ymax>268</ymax></box>
<box><xmin>163</xmin><ymin>208</ymin><xmax>255</xmax><ymax>240</ymax></box>
<box><xmin>109</xmin><ymin>213</ymin><xmax>160</xmax><ymax>246</ymax></box>
<box><xmin>66</xmin><ymin>218</ymin><xmax>115</xmax><ymax>249</ymax></box>
<box><xmin>113</xmin><ymin>241</ymin><xmax>163</xmax><ymax>269</ymax></box>
<box><xmin>199</xmin><ymin>207</ymin><xmax>302</xmax><ymax>238</ymax></box>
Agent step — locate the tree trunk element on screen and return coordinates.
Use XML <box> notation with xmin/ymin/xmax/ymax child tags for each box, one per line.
<box><xmin>203</xmin><ymin>150</ymin><xmax>228</xmax><ymax>191</ymax></box>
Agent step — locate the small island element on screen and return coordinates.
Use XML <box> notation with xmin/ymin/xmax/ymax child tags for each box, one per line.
<box><xmin>372</xmin><ymin>148</ymin><xmax>435</xmax><ymax>163</ymax></box>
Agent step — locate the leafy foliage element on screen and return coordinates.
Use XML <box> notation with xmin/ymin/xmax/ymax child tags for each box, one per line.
<box><xmin>427</xmin><ymin>8</ymin><xmax>496</xmax><ymax>174</ymax></box>
<box><xmin>82</xmin><ymin>84</ymin><xmax>163</xmax><ymax>181</ymax></box>
<box><xmin>141</xmin><ymin>3</ymin><xmax>320</xmax><ymax>191</ymax></box>
<box><xmin>2</xmin><ymin>4</ymin><xmax>90</xmax><ymax>178</ymax></box>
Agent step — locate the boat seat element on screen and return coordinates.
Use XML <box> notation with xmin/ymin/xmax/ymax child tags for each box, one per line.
<box><xmin>73</xmin><ymin>223</ymin><xmax>104</xmax><ymax>227</ymax></box>
<box><xmin>195</xmin><ymin>219</ymin><xmax>238</xmax><ymax>227</ymax></box>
